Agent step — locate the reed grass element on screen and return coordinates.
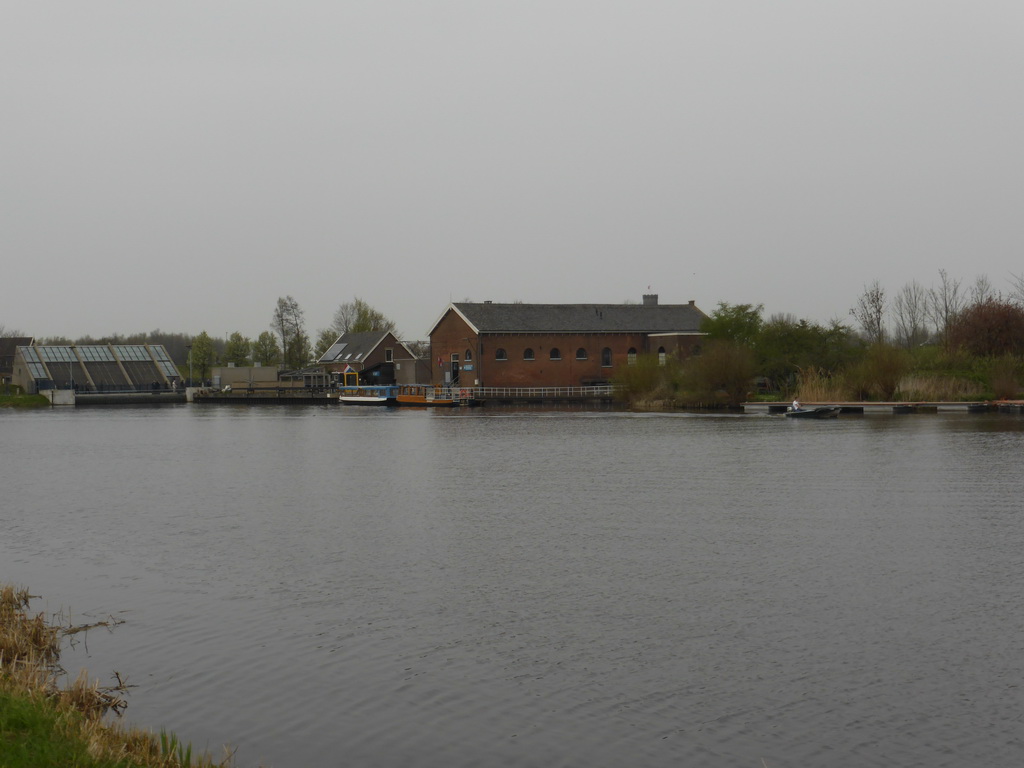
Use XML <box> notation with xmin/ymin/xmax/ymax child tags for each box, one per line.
<box><xmin>790</xmin><ymin>367</ymin><xmax>847</xmax><ymax>401</ymax></box>
<box><xmin>791</xmin><ymin>366</ymin><xmax>991</xmax><ymax>403</ymax></box>
<box><xmin>899</xmin><ymin>375</ymin><xmax>988</xmax><ymax>401</ymax></box>
<box><xmin>0</xmin><ymin>583</ymin><xmax>236</xmax><ymax>768</ymax></box>
<box><xmin>1</xmin><ymin>585</ymin><xmax>60</xmax><ymax>665</ymax></box>
<box><xmin>987</xmin><ymin>356</ymin><xmax>1023</xmax><ymax>400</ymax></box>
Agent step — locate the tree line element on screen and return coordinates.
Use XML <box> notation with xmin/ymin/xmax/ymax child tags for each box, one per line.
<box><xmin>23</xmin><ymin>296</ymin><xmax>399</xmax><ymax>384</ymax></box>
<box><xmin>618</xmin><ymin>270</ymin><xmax>1024</xmax><ymax>406</ymax></box>
<box><xmin>182</xmin><ymin>296</ymin><xmax>401</xmax><ymax>382</ymax></box>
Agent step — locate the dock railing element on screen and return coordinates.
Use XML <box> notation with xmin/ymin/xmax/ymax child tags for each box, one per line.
<box><xmin>466</xmin><ymin>385</ymin><xmax>616</xmax><ymax>401</ymax></box>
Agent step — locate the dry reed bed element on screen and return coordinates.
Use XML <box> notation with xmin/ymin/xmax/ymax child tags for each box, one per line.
<box><xmin>792</xmin><ymin>368</ymin><xmax>991</xmax><ymax>403</ymax></box>
<box><xmin>1</xmin><ymin>583</ymin><xmax>235</xmax><ymax>768</ymax></box>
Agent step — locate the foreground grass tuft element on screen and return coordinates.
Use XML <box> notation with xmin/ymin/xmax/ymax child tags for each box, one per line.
<box><xmin>1</xmin><ymin>583</ymin><xmax>237</xmax><ymax>768</ymax></box>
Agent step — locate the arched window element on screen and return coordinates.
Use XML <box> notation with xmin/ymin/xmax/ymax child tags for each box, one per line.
<box><xmin>495</xmin><ymin>348</ymin><xmax>507</xmax><ymax>361</ymax></box>
<box><xmin>523</xmin><ymin>348</ymin><xmax>535</xmax><ymax>361</ymax></box>
<box><xmin>549</xmin><ymin>348</ymin><xmax>561</xmax><ymax>360</ymax></box>
<box><xmin>465</xmin><ymin>349</ymin><xmax>473</xmax><ymax>362</ymax></box>
<box><xmin>601</xmin><ymin>348</ymin><xmax>612</xmax><ymax>367</ymax></box>
<box><xmin>627</xmin><ymin>348</ymin><xmax>637</xmax><ymax>365</ymax></box>
<box><xmin>576</xmin><ymin>348</ymin><xmax>588</xmax><ymax>360</ymax></box>
<box><xmin>658</xmin><ymin>346</ymin><xmax>666</xmax><ymax>366</ymax></box>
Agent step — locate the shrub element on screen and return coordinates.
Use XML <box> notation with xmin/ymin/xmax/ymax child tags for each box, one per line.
<box><xmin>614</xmin><ymin>355</ymin><xmax>687</xmax><ymax>407</ymax></box>
<box><xmin>844</xmin><ymin>344</ymin><xmax>911</xmax><ymax>400</ymax></box>
<box><xmin>682</xmin><ymin>340</ymin><xmax>757</xmax><ymax>406</ymax></box>
<box><xmin>947</xmin><ymin>299</ymin><xmax>1024</xmax><ymax>357</ymax></box>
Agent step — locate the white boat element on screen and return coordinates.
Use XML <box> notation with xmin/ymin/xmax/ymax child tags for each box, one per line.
<box><xmin>335</xmin><ymin>386</ymin><xmax>398</xmax><ymax>405</ymax></box>
<box><xmin>339</xmin><ymin>394</ymin><xmax>391</xmax><ymax>405</ymax></box>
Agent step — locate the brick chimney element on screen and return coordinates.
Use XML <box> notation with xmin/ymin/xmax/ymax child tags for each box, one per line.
<box><xmin>642</xmin><ymin>294</ymin><xmax>658</xmax><ymax>306</ymax></box>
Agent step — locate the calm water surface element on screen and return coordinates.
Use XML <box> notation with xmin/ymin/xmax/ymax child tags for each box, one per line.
<box><xmin>1</xmin><ymin>405</ymin><xmax>1022</xmax><ymax>767</ymax></box>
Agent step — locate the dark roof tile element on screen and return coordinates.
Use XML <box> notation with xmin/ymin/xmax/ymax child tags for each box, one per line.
<box><xmin>451</xmin><ymin>302</ymin><xmax>707</xmax><ymax>334</ymax></box>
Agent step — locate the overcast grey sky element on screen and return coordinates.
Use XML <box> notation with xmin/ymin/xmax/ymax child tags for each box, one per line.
<box><xmin>4</xmin><ymin>2</ymin><xmax>1022</xmax><ymax>341</ymax></box>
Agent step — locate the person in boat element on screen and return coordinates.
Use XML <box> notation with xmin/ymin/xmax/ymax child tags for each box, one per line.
<box><xmin>791</xmin><ymin>399</ymin><xmax>801</xmax><ymax>411</ymax></box>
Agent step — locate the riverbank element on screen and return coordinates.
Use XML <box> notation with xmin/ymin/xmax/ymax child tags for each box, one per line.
<box><xmin>0</xmin><ymin>584</ymin><xmax>235</xmax><ymax>768</ymax></box>
<box><xmin>0</xmin><ymin>393</ymin><xmax>49</xmax><ymax>408</ymax></box>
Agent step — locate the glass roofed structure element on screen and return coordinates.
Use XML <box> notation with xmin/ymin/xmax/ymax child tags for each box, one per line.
<box><xmin>13</xmin><ymin>344</ymin><xmax>181</xmax><ymax>394</ymax></box>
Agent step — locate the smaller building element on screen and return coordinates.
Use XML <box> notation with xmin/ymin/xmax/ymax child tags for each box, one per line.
<box><xmin>316</xmin><ymin>331</ymin><xmax>428</xmax><ymax>385</ymax></box>
<box><xmin>211</xmin><ymin>365</ymin><xmax>281</xmax><ymax>390</ymax></box>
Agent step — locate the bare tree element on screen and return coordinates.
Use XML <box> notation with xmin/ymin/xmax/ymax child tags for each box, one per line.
<box><xmin>330</xmin><ymin>297</ymin><xmax>396</xmax><ymax>335</ymax></box>
<box><xmin>271</xmin><ymin>296</ymin><xmax>309</xmax><ymax>370</ymax></box>
<box><xmin>927</xmin><ymin>269</ymin><xmax>964</xmax><ymax>349</ymax></box>
<box><xmin>850</xmin><ymin>281</ymin><xmax>887</xmax><ymax>344</ymax></box>
<box><xmin>1010</xmin><ymin>272</ymin><xmax>1024</xmax><ymax>306</ymax></box>
<box><xmin>313</xmin><ymin>328</ymin><xmax>338</xmax><ymax>360</ymax></box>
<box><xmin>969</xmin><ymin>274</ymin><xmax>996</xmax><ymax>305</ymax></box>
<box><xmin>892</xmin><ymin>280</ymin><xmax>930</xmax><ymax>348</ymax></box>
<box><xmin>331</xmin><ymin>302</ymin><xmax>357</xmax><ymax>335</ymax></box>
<box><xmin>404</xmin><ymin>340</ymin><xmax>429</xmax><ymax>358</ymax></box>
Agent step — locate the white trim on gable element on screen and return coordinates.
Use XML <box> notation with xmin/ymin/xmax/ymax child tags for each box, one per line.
<box><xmin>426</xmin><ymin>304</ymin><xmax>481</xmax><ymax>337</ymax></box>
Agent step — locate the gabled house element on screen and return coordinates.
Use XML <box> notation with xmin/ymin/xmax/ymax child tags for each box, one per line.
<box><xmin>428</xmin><ymin>295</ymin><xmax>707</xmax><ymax>388</ymax></box>
<box><xmin>316</xmin><ymin>331</ymin><xmax>427</xmax><ymax>386</ymax></box>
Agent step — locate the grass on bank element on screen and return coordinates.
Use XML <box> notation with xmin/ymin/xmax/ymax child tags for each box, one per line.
<box><xmin>0</xmin><ymin>584</ymin><xmax>236</xmax><ymax>768</ymax></box>
<box><xmin>0</xmin><ymin>392</ymin><xmax>49</xmax><ymax>408</ymax></box>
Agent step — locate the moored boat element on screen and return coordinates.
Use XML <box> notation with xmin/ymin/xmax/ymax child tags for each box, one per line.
<box><xmin>785</xmin><ymin>406</ymin><xmax>841</xmax><ymax>419</ymax></box>
<box><xmin>395</xmin><ymin>384</ymin><xmax>473</xmax><ymax>407</ymax></box>
<box><xmin>336</xmin><ymin>385</ymin><xmax>398</xmax><ymax>405</ymax></box>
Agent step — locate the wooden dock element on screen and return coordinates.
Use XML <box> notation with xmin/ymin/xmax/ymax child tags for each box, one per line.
<box><xmin>193</xmin><ymin>385</ymin><xmax>616</xmax><ymax>406</ymax></box>
<box><xmin>743</xmin><ymin>401</ymin><xmax>1020</xmax><ymax>415</ymax></box>
<box><xmin>193</xmin><ymin>388</ymin><xmax>334</xmax><ymax>405</ymax></box>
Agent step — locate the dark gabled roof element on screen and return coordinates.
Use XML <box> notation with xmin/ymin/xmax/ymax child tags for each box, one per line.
<box><xmin>317</xmin><ymin>331</ymin><xmax>413</xmax><ymax>365</ymax></box>
<box><xmin>0</xmin><ymin>337</ymin><xmax>34</xmax><ymax>364</ymax></box>
<box><xmin>445</xmin><ymin>302</ymin><xmax>707</xmax><ymax>334</ymax></box>
<box><xmin>318</xmin><ymin>331</ymin><xmax>388</xmax><ymax>364</ymax></box>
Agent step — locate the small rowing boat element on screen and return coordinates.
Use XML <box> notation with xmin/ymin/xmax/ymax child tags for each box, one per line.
<box><xmin>785</xmin><ymin>406</ymin><xmax>841</xmax><ymax>419</ymax></box>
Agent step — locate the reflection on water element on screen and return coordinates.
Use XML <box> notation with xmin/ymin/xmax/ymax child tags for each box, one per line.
<box><xmin>2</xmin><ymin>406</ymin><xmax>1022</xmax><ymax>768</ymax></box>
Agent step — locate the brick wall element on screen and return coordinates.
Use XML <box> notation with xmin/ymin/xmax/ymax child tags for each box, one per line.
<box><xmin>430</xmin><ymin>309</ymin><xmax>705</xmax><ymax>388</ymax></box>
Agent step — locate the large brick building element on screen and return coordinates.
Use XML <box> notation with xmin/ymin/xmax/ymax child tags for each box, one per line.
<box><xmin>428</xmin><ymin>295</ymin><xmax>707</xmax><ymax>388</ymax></box>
